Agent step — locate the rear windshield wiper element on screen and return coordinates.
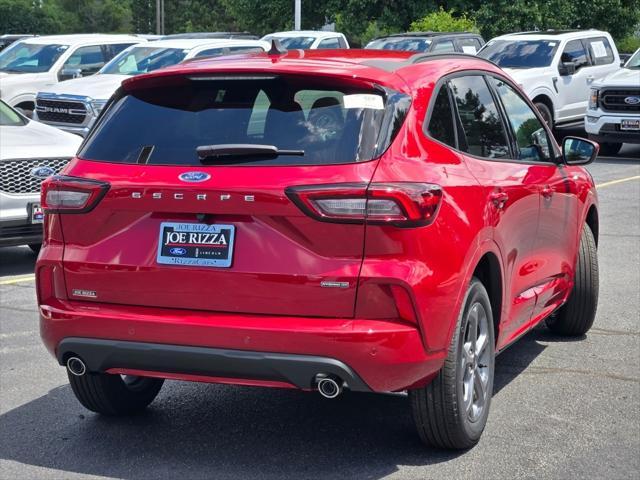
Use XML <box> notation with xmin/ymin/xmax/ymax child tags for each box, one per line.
<box><xmin>197</xmin><ymin>144</ymin><xmax>304</xmax><ymax>163</ymax></box>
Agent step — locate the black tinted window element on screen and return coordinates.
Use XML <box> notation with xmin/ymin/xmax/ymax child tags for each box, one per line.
<box><xmin>449</xmin><ymin>76</ymin><xmax>510</xmax><ymax>159</ymax></box>
<box><xmin>81</xmin><ymin>77</ymin><xmax>409</xmax><ymax>166</ymax></box>
<box><xmin>428</xmin><ymin>85</ymin><xmax>456</xmax><ymax>147</ymax></box>
<box><xmin>490</xmin><ymin>78</ymin><xmax>551</xmax><ymax>162</ymax></box>
<box><xmin>561</xmin><ymin>40</ymin><xmax>590</xmax><ymax>70</ymax></box>
<box><xmin>432</xmin><ymin>40</ymin><xmax>455</xmax><ymax>53</ymax></box>
<box><xmin>586</xmin><ymin>37</ymin><xmax>614</xmax><ymax>65</ymax></box>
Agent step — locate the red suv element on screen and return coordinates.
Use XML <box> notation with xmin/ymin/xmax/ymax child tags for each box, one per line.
<box><xmin>36</xmin><ymin>49</ymin><xmax>600</xmax><ymax>449</ymax></box>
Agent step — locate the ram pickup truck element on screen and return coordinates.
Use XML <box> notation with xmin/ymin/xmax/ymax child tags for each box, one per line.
<box><xmin>585</xmin><ymin>48</ymin><xmax>640</xmax><ymax>155</ymax></box>
<box><xmin>480</xmin><ymin>30</ymin><xmax>621</xmax><ymax>128</ymax></box>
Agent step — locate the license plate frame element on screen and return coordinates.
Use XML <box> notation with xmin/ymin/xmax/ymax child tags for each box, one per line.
<box><xmin>157</xmin><ymin>222</ymin><xmax>235</xmax><ymax>268</ymax></box>
<box><xmin>29</xmin><ymin>203</ymin><xmax>44</xmax><ymax>224</ymax></box>
<box><xmin>620</xmin><ymin>119</ymin><xmax>640</xmax><ymax>131</ymax></box>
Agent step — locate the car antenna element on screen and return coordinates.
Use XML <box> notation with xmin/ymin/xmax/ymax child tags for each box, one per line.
<box><xmin>268</xmin><ymin>38</ymin><xmax>287</xmax><ymax>55</ymax></box>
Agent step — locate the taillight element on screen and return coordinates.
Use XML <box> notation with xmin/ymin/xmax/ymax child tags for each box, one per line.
<box><xmin>286</xmin><ymin>182</ymin><xmax>442</xmax><ymax>227</ymax></box>
<box><xmin>41</xmin><ymin>175</ymin><xmax>109</xmax><ymax>213</ymax></box>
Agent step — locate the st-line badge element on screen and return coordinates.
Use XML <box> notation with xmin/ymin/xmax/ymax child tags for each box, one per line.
<box><xmin>157</xmin><ymin>222</ymin><xmax>235</xmax><ymax>268</ymax></box>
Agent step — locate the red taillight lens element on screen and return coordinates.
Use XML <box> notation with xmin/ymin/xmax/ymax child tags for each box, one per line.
<box><xmin>286</xmin><ymin>182</ymin><xmax>442</xmax><ymax>227</ymax></box>
<box><xmin>41</xmin><ymin>175</ymin><xmax>110</xmax><ymax>213</ymax></box>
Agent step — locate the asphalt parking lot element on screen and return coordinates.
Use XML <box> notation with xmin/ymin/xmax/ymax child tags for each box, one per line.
<box><xmin>0</xmin><ymin>144</ymin><xmax>638</xmax><ymax>480</ymax></box>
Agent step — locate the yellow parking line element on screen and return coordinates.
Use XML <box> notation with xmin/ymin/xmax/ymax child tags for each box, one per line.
<box><xmin>0</xmin><ymin>274</ymin><xmax>35</xmax><ymax>285</ymax></box>
<box><xmin>597</xmin><ymin>175</ymin><xmax>640</xmax><ymax>189</ymax></box>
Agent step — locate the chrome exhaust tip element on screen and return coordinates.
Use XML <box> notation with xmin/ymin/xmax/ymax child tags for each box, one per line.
<box><xmin>316</xmin><ymin>375</ymin><xmax>343</xmax><ymax>399</ymax></box>
<box><xmin>66</xmin><ymin>356</ymin><xmax>86</xmax><ymax>376</ymax></box>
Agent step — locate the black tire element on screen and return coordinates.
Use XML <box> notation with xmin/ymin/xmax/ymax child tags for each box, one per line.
<box><xmin>534</xmin><ymin>102</ymin><xmax>553</xmax><ymax>129</ymax></box>
<box><xmin>28</xmin><ymin>243</ymin><xmax>41</xmax><ymax>254</ymax></box>
<box><xmin>546</xmin><ymin>224</ymin><xmax>599</xmax><ymax>336</ymax></box>
<box><xmin>410</xmin><ymin>278</ymin><xmax>495</xmax><ymax>449</ymax></box>
<box><xmin>68</xmin><ymin>371</ymin><xmax>164</xmax><ymax>415</ymax></box>
<box><xmin>598</xmin><ymin>142</ymin><xmax>622</xmax><ymax>157</ymax></box>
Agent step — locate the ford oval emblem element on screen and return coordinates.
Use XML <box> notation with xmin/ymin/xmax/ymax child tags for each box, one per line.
<box><xmin>179</xmin><ymin>171</ymin><xmax>210</xmax><ymax>183</ymax></box>
<box><xmin>169</xmin><ymin>247</ymin><xmax>187</xmax><ymax>255</ymax></box>
<box><xmin>30</xmin><ymin>166</ymin><xmax>56</xmax><ymax>178</ymax></box>
<box><xmin>624</xmin><ymin>96</ymin><xmax>640</xmax><ymax>105</ymax></box>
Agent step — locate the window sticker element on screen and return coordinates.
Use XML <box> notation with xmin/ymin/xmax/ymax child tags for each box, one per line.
<box><xmin>343</xmin><ymin>94</ymin><xmax>384</xmax><ymax>110</ymax></box>
<box><xmin>462</xmin><ymin>45</ymin><xmax>477</xmax><ymax>54</ymax></box>
<box><xmin>590</xmin><ymin>41</ymin><xmax>607</xmax><ymax>58</ymax></box>
<box><xmin>548</xmin><ymin>42</ymin><xmax>557</xmax><ymax>47</ymax></box>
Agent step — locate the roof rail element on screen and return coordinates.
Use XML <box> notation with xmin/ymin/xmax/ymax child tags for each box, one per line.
<box><xmin>409</xmin><ymin>51</ymin><xmax>499</xmax><ymax>68</ymax></box>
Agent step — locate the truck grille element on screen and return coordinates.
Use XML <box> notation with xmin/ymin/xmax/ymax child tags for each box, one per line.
<box><xmin>0</xmin><ymin>158</ymin><xmax>70</xmax><ymax>194</ymax></box>
<box><xmin>601</xmin><ymin>89</ymin><xmax>640</xmax><ymax>113</ymax></box>
<box><xmin>36</xmin><ymin>99</ymin><xmax>87</xmax><ymax>124</ymax></box>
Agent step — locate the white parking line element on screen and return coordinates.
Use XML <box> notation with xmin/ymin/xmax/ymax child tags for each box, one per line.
<box><xmin>0</xmin><ymin>331</ymin><xmax>37</xmax><ymax>340</ymax></box>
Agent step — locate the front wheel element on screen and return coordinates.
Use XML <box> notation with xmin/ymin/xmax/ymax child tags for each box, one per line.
<box><xmin>534</xmin><ymin>102</ymin><xmax>553</xmax><ymax>129</ymax></box>
<box><xmin>598</xmin><ymin>142</ymin><xmax>622</xmax><ymax>157</ymax></box>
<box><xmin>410</xmin><ymin>278</ymin><xmax>495</xmax><ymax>449</ymax></box>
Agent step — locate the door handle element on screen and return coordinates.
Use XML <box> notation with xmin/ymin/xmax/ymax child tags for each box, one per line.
<box><xmin>541</xmin><ymin>185</ymin><xmax>553</xmax><ymax>199</ymax></box>
<box><xmin>489</xmin><ymin>191</ymin><xmax>509</xmax><ymax>209</ymax></box>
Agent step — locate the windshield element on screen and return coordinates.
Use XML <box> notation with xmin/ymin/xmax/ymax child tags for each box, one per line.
<box><xmin>100</xmin><ymin>46</ymin><xmax>188</xmax><ymax>75</ymax></box>
<box><xmin>624</xmin><ymin>49</ymin><xmax>640</xmax><ymax>69</ymax></box>
<box><xmin>479</xmin><ymin>40</ymin><xmax>559</xmax><ymax>68</ymax></box>
<box><xmin>0</xmin><ymin>42</ymin><xmax>68</xmax><ymax>73</ymax></box>
<box><xmin>263</xmin><ymin>36</ymin><xmax>315</xmax><ymax>49</ymax></box>
<box><xmin>81</xmin><ymin>76</ymin><xmax>410</xmax><ymax>166</ymax></box>
<box><xmin>0</xmin><ymin>101</ymin><xmax>26</xmax><ymax>126</ymax></box>
<box><xmin>365</xmin><ymin>37</ymin><xmax>432</xmax><ymax>52</ymax></box>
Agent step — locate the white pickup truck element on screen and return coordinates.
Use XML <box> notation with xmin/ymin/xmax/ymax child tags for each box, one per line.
<box><xmin>479</xmin><ymin>30</ymin><xmax>621</xmax><ymax>128</ymax></box>
<box><xmin>34</xmin><ymin>38</ymin><xmax>269</xmax><ymax>136</ymax></box>
<box><xmin>585</xmin><ymin>48</ymin><xmax>640</xmax><ymax>155</ymax></box>
<box><xmin>0</xmin><ymin>34</ymin><xmax>144</xmax><ymax>116</ymax></box>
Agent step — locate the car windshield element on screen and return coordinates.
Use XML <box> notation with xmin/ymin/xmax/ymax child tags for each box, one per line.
<box><xmin>479</xmin><ymin>39</ymin><xmax>559</xmax><ymax>68</ymax></box>
<box><xmin>81</xmin><ymin>75</ymin><xmax>410</xmax><ymax>166</ymax></box>
<box><xmin>0</xmin><ymin>42</ymin><xmax>68</xmax><ymax>73</ymax></box>
<box><xmin>365</xmin><ymin>37</ymin><xmax>432</xmax><ymax>52</ymax></box>
<box><xmin>624</xmin><ymin>49</ymin><xmax>640</xmax><ymax>69</ymax></box>
<box><xmin>263</xmin><ymin>36</ymin><xmax>315</xmax><ymax>49</ymax></box>
<box><xmin>100</xmin><ymin>46</ymin><xmax>189</xmax><ymax>75</ymax></box>
<box><xmin>0</xmin><ymin>101</ymin><xmax>26</xmax><ymax>126</ymax></box>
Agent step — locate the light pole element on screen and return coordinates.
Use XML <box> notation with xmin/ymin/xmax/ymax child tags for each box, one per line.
<box><xmin>294</xmin><ymin>0</ymin><xmax>301</xmax><ymax>30</ymax></box>
<box><xmin>156</xmin><ymin>0</ymin><xmax>165</xmax><ymax>35</ymax></box>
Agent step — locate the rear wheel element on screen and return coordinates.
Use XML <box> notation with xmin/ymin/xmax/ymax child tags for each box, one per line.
<box><xmin>68</xmin><ymin>370</ymin><xmax>164</xmax><ymax>415</ymax></box>
<box><xmin>28</xmin><ymin>243</ymin><xmax>41</xmax><ymax>254</ymax></box>
<box><xmin>597</xmin><ymin>142</ymin><xmax>622</xmax><ymax>157</ymax></box>
<box><xmin>410</xmin><ymin>278</ymin><xmax>495</xmax><ymax>449</ymax></box>
<box><xmin>546</xmin><ymin>224</ymin><xmax>599</xmax><ymax>336</ymax></box>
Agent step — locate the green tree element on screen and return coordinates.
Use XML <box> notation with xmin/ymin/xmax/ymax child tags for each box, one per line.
<box><xmin>410</xmin><ymin>7</ymin><xmax>478</xmax><ymax>33</ymax></box>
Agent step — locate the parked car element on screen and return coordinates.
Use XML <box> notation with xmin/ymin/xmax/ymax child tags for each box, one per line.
<box><xmin>0</xmin><ymin>34</ymin><xmax>35</xmax><ymax>52</ymax></box>
<box><xmin>0</xmin><ymin>100</ymin><xmax>81</xmax><ymax>251</ymax></box>
<box><xmin>0</xmin><ymin>34</ymin><xmax>145</xmax><ymax>116</ymax></box>
<box><xmin>365</xmin><ymin>31</ymin><xmax>484</xmax><ymax>54</ymax></box>
<box><xmin>585</xmin><ymin>48</ymin><xmax>640</xmax><ymax>155</ymax></box>
<box><xmin>37</xmin><ymin>50</ymin><xmax>600</xmax><ymax>450</ymax></box>
<box><xmin>34</xmin><ymin>38</ymin><xmax>269</xmax><ymax>136</ymax></box>
<box><xmin>261</xmin><ymin>30</ymin><xmax>349</xmax><ymax>49</ymax></box>
<box><xmin>479</xmin><ymin>30</ymin><xmax>621</xmax><ymax>128</ymax></box>
<box><xmin>163</xmin><ymin>32</ymin><xmax>259</xmax><ymax>40</ymax></box>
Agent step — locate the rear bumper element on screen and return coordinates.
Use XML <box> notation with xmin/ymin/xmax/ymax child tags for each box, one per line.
<box><xmin>39</xmin><ymin>299</ymin><xmax>444</xmax><ymax>392</ymax></box>
<box><xmin>0</xmin><ymin>219</ymin><xmax>42</xmax><ymax>247</ymax></box>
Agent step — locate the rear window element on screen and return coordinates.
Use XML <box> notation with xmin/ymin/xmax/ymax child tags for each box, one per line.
<box><xmin>80</xmin><ymin>76</ymin><xmax>410</xmax><ymax>166</ymax></box>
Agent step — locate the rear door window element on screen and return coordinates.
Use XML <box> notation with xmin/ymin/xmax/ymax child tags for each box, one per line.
<box><xmin>449</xmin><ymin>75</ymin><xmax>510</xmax><ymax>159</ymax></box>
<box><xmin>586</xmin><ymin>37</ymin><xmax>615</xmax><ymax>65</ymax></box>
<box><xmin>81</xmin><ymin>76</ymin><xmax>410</xmax><ymax>166</ymax></box>
<box><xmin>457</xmin><ymin>38</ymin><xmax>481</xmax><ymax>54</ymax></box>
<box><xmin>432</xmin><ymin>40</ymin><xmax>456</xmax><ymax>53</ymax></box>
<box><xmin>317</xmin><ymin>38</ymin><xmax>341</xmax><ymax>49</ymax></box>
<box><xmin>561</xmin><ymin>40</ymin><xmax>590</xmax><ymax>71</ymax></box>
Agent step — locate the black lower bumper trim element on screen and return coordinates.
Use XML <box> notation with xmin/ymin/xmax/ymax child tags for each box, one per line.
<box><xmin>57</xmin><ymin>338</ymin><xmax>371</xmax><ymax>392</ymax></box>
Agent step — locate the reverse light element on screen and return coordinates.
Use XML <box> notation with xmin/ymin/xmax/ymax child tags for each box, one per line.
<box><xmin>286</xmin><ymin>182</ymin><xmax>442</xmax><ymax>227</ymax></box>
<box><xmin>41</xmin><ymin>175</ymin><xmax>110</xmax><ymax>213</ymax></box>
<box><xmin>588</xmin><ymin>88</ymin><xmax>599</xmax><ymax>110</ymax></box>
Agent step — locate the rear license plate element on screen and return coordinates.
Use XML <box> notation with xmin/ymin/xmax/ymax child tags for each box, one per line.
<box><xmin>621</xmin><ymin>119</ymin><xmax>640</xmax><ymax>131</ymax></box>
<box><xmin>157</xmin><ymin>222</ymin><xmax>235</xmax><ymax>268</ymax></box>
<box><xmin>30</xmin><ymin>203</ymin><xmax>44</xmax><ymax>224</ymax></box>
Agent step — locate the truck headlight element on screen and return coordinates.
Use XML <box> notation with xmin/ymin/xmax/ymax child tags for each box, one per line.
<box><xmin>90</xmin><ymin>100</ymin><xmax>108</xmax><ymax>116</ymax></box>
<box><xmin>588</xmin><ymin>89</ymin><xmax>599</xmax><ymax>110</ymax></box>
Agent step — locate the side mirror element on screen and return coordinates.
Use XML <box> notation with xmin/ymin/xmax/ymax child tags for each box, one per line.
<box><xmin>58</xmin><ymin>67</ymin><xmax>82</xmax><ymax>81</ymax></box>
<box><xmin>558</xmin><ymin>61</ymin><xmax>576</xmax><ymax>76</ymax></box>
<box><xmin>562</xmin><ymin>136</ymin><xmax>598</xmax><ymax>165</ymax></box>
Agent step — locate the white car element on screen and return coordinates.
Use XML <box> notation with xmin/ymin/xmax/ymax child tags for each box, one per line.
<box><xmin>0</xmin><ymin>100</ymin><xmax>82</xmax><ymax>251</ymax></box>
<box><xmin>479</xmin><ymin>30</ymin><xmax>621</xmax><ymax>128</ymax></box>
<box><xmin>34</xmin><ymin>38</ymin><xmax>269</xmax><ymax>136</ymax></box>
<box><xmin>0</xmin><ymin>34</ymin><xmax>145</xmax><ymax>116</ymax></box>
<box><xmin>261</xmin><ymin>31</ymin><xmax>349</xmax><ymax>49</ymax></box>
<box><xmin>585</xmin><ymin>48</ymin><xmax>640</xmax><ymax>155</ymax></box>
